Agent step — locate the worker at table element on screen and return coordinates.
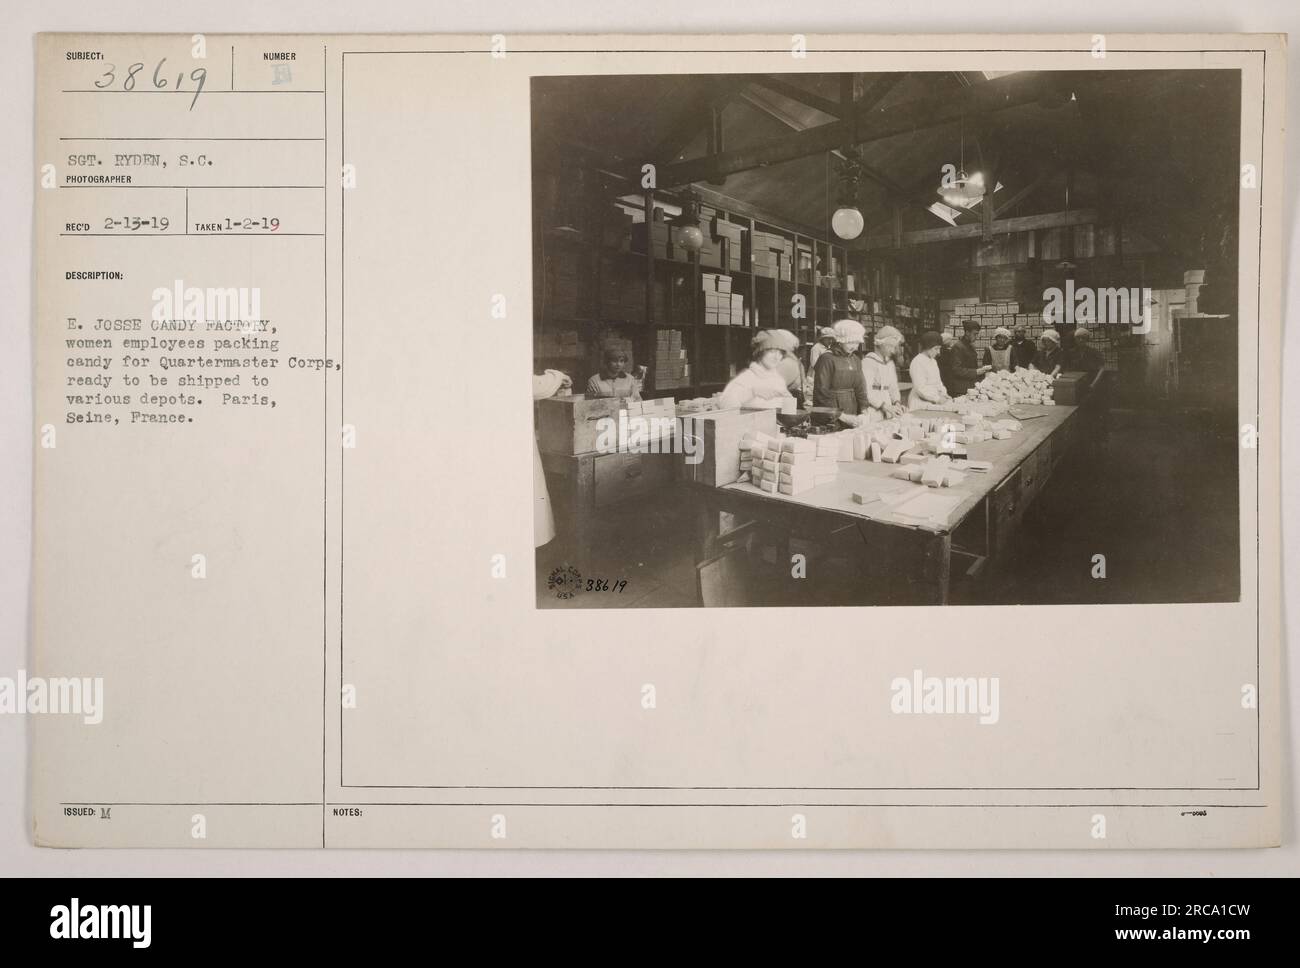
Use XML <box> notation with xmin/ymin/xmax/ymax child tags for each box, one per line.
<box><xmin>861</xmin><ymin>325</ymin><xmax>907</xmax><ymax>423</ymax></box>
<box><xmin>585</xmin><ymin>343</ymin><xmax>642</xmax><ymax>400</ymax></box>
<box><xmin>1066</xmin><ymin>326</ymin><xmax>1105</xmax><ymax>380</ymax></box>
<box><xmin>908</xmin><ymin>330</ymin><xmax>950</xmax><ymax>410</ymax></box>
<box><xmin>1068</xmin><ymin>326</ymin><xmax>1110</xmax><ymax>444</ymax></box>
<box><xmin>813</xmin><ymin>318</ymin><xmax>871</xmax><ymax>418</ymax></box>
<box><xmin>808</xmin><ymin>326</ymin><xmax>837</xmax><ymax>372</ymax></box>
<box><xmin>983</xmin><ymin>327</ymin><xmax>1014</xmax><ymax>372</ymax></box>
<box><xmin>1010</xmin><ymin>325</ymin><xmax>1036</xmax><ymax>371</ymax></box>
<box><xmin>946</xmin><ymin>319</ymin><xmax>993</xmax><ymax>397</ymax></box>
<box><xmin>1031</xmin><ymin>329</ymin><xmax>1064</xmax><ymax>378</ymax></box>
<box><xmin>719</xmin><ymin>329</ymin><xmax>798</xmax><ymax>412</ymax></box>
<box><xmin>937</xmin><ymin>331</ymin><xmax>958</xmax><ymax>389</ymax></box>
<box><xmin>769</xmin><ymin>329</ymin><xmax>806</xmax><ymax>405</ymax></box>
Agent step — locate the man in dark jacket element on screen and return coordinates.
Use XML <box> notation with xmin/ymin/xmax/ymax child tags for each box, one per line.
<box><xmin>945</xmin><ymin>320</ymin><xmax>992</xmax><ymax>397</ymax></box>
<box><xmin>1010</xmin><ymin>325</ymin><xmax>1036</xmax><ymax>371</ymax></box>
<box><xmin>937</xmin><ymin>333</ymin><xmax>956</xmax><ymax>390</ymax></box>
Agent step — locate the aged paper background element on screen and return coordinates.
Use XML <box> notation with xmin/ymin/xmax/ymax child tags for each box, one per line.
<box><xmin>3</xmin><ymin>6</ymin><xmax>1294</xmax><ymax>871</ymax></box>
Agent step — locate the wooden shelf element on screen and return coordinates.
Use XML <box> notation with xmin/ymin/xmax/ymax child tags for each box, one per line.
<box><xmin>539</xmin><ymin>179</ymin><xmax>936</xmax><ymax>387</ymax></box>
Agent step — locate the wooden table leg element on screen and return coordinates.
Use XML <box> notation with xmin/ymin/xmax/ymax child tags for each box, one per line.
<box><xmin>920</xmin><ymin>532</ymin><xmax>952</xmax><ymax>605</ymax></box>
<box><xmin>694</xmin><ymin>492</ymin><xmax>723</xmax><ymax>562</ymax></box>
<box><xmin>773</xmin><ymin>530</ymin><xmax>791</xmax><ymax>576</ymax></box>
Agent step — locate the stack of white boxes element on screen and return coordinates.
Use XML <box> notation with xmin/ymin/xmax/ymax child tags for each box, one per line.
<box><xmin>738</xmin><ymin>430</ymin><xmax>767</xmax><ymax>479</ymax></box>
<box><xmin>622</xmin><ymin>396</ymin><xmax>678</xmax><ymax>432</ymax></box>
<box><xmin>702</xmin><ymin>273</ymin><xmax>746</xmax><ymax>327</ymax></box>
<box><xmin>743</xmin><ymin>435</ymin><xmax>838</xmax><ymax>496</ymax></box>
<box><xmin>655</xmin><ymin>330</ymin><xmax>689</xmax><ymax>388</ymax></box>
<box><xmin>814</xmin><ymin>427</ymin><xmax>883</xmax><ymax>462</ymax></box>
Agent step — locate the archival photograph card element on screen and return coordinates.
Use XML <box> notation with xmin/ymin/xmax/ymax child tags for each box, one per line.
<box><xmin>29</xmin><ymin>32</ymin><xmax>1284</xmax><ymax>848</ymax></box>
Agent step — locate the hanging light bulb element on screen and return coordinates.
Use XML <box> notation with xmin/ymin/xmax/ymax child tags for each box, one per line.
<box><xmin>670</xmin><ymin>191</ymin><xmax>705</xmax><ymax>253</ymax></box>
<box><xmin>939</xmin><ymin>170</ymin><xmax>985</xmax><ymax>208</ymax></box>
<box><xmin>672</xmin><ymin>221</ymin><xmax>705</xmax><ymax>252</ymax></box>
<box><xmin>832</xmin><ymin>153</ymin><xmax>864</xmax><ymax>240</ymax></box>
<box><xmin>832</xmin><ymin>206</ymin><xmax>864</xmax><ymax>241</ymax></box>
<box><xmin>1056</xmin><ymin>171</ymin><xmax>1076</xmax><ymax>270</ymax></box>
<box><xmin>936</xmin><ymin>115</ymin><xmax>985</xmax><ymax>209</ymax></box>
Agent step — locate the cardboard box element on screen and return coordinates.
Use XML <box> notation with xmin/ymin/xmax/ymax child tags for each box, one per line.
<box><xmin>712</xmin><ymin>218</ymin><xmax>744</xmax><ymax>241</ymax></box>
<box><xmin>681</xmin><ymin>409</ymin><xmax>780</xmax><ymax>487</ymax></box>
<box><xmin>1051</xmin><ymin>371</ymin><xmax>1090</xmax><ymax>405</ymax></box>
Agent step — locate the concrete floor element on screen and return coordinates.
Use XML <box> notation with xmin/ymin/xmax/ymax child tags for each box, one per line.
<box><xmin>987</xmin><ymin>406</ymin><xmax>1240</xmax><ymax>605</ymax></box>
<box><xmin>537</xmin><ymin>496</ymin><xmax>702</xmax><ymax>608</ymax></box>
<box><xmin>536</xmin><ymin>407</ymin><xmax>1241</xmax><ymax>608</ymax></box>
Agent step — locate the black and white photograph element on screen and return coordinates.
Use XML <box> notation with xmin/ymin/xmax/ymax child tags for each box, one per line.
<box><xmin>533</xmin><ymin>68</ymin><xmax>1243</xmax><ymax>607</ymax></box>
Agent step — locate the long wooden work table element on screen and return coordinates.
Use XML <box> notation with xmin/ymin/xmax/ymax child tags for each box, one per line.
<box><xmin>690</xmin><ymin>404</ymin><xmax>1081</xmax><ymax>604</ymax></box>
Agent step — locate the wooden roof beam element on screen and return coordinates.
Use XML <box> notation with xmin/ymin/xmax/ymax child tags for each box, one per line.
<box><xmin>737</xmin><ymin>87</ymin><xmax>934</xmax><ymax>215</ymax></box>
<box><xmin>750</xmin><ymin>74</ymin><xmax>846</xmax><ymax>119</ymax></box>
<box><xmin>863</xmin><ymin>207</ymin><xmax>1097</xmax><ymax>249</ymax></box>
<box><xmin>646</xmin><ymin>76</ymin><xmax>750</xmax><ymax>165</ymax></box>
<box><xmin>657</xmin><ymin>72</ymin><xmax>1044</xmax><ymax>187</ymax></box>
<box><xmin>656</xmin><ymin>71</ymin><xmax>1163</xmax><ymax>189</ymax></box>
<box><xmin>857</xmin><ymin>72</ymin><xmax>909</xmax><ymax>111</ymax></box>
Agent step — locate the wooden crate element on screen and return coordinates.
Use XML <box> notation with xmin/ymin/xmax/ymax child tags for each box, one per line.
<box><xmin>536</xmin><ymin>394</ymin><xmax>625</xmax><ymax>456</ymax></box>
<box><xmin>593</xmin><ymin>452</ymin><xmax>676</xmax><ymax>509</ymax></box>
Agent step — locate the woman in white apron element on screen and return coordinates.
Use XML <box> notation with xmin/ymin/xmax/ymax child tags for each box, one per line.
<box><xmin>860</xmin><ymin>325</ymin><xmax>906</xmax><ymax>424</ymax></box>
<box><xmin>983</xmin><ymin>327</ymin><xmax>1014</xmax><ymax>372</ymax></box>
<box><xmin>719</xmin><ymin>330</ymin><xmax>799</xmax><ymax>412</ymax></box>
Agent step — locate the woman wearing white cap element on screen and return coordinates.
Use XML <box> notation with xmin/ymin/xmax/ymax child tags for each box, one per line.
<box><xmin>1067</xmin><ymin>326</ymin><xmax>1105</xmax><ymax>378</ymax></box>
<box><xmin>983</xmin><ymin>328</ymin><xmax>1014</xmax><ymax>373</ymax></box>
<box><xmin>861</xmin><ymin>325</ymin><xmax>906</xmax><ymax>423</ymax></box>
<box><xmin>808</xmin><ymin>326</ymin><xmax>837</xmax><ymax>372</ymax></box>
<box><xmin>813</xmin><ymin>319</ymin><xmax>871</xmax><ymax>418</ymax></box>
<box><xmin>768</xmin><ymin>329</ymin><xmax>807</xmax><ymax>404</ymax></box>
<box><xmin>718</xmin><ymin>330</ymin><xmax>798</xmax><ymax>412</ymax></box>
<box><xmin>1031</xmin><ymin>329</ymin><xmax>1064</xmax><ymax>378</ymax></box>
<box><xmin>908</xmin><ymin>331</ymin><xmax>950</xmax><ymax>410</ymax></box>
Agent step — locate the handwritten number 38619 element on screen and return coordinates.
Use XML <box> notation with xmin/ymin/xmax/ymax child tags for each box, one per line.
<box><xmin>94</xmin><ymin>59</ymin><xmax>208</xmax><ymax>111</ymax></box>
